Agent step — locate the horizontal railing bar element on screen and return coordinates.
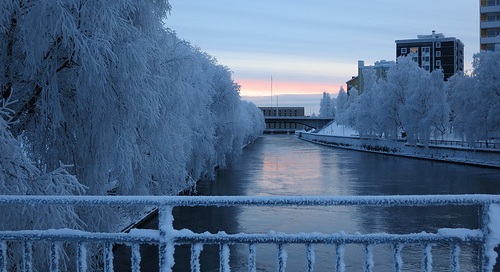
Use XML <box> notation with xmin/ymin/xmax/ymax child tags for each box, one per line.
<box><xmin>0</xmin><ymin>230</ymin><xmax>159</xmax><ymax>244</ymax></box>
<box><xmin>0</xmin><ymin>195</ymin><xmax>495</xmax><ymax>272</ymax></box>
<box><xmin>0</xmin><ymin>229</ymin><xmax>483</xmax><ymax>245</ymax></box>
<box><xmin>175</xmin><ymin>231</ymin><xmax>484</xmax><ymax>245</ymax></box>
<box><xmin>0</xmin><ymin>195</ymin><xmax>499</xmax><ymax>207</ymax></box>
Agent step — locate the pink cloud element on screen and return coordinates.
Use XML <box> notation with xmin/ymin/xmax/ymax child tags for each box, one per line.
<box><xmin>236</xmin><ymin>78</ymin><xmax>342</xmax><ymax>97</ymax></box>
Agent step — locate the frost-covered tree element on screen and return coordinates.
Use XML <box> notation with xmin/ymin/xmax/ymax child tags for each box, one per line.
<box><xmin>390</xmin><ymin>62</ymin><xmax>448</xmax><ymax>146</ymax></box>
<box><xmin>353</xmin><ymin>68</ymin><xmax>379</xmax><ymax>137</ymax></box>
<box><xmin>372</xmin><ymin>75</ymin><xmax>399</xmax><ymax>139</ymax></box>
<box><xmin>335</xmin><ymin>86</ymin><xmax>350</xmax><ymax>126</ymax></box>
<box><xmin>343</xmin><ymin>86</ymin><xmax>359</xmax><ymax>128</ymax></box>
<box><xmin>0</xmin><ymin>0</ymin><xmax>263</xmax><ymax>232</ymax></box>
<box><xmin>328</xmin><ymin>52</ymin><xmax>497</xmax><ymax>147</ymax></box>
<box><xmin>0</xmin><ymin>0</ymin><xmax>263</xmax><ymax>268</ymax></box>
<box><xmin>447</xmin><ymin>46</ymin><xmax>500</xmax><ymax>146</ymax></box>
<box><xmin>0</xmin><ymin>98</ymin><xmax>86</xmax><ymax>270</ymax></box>
<box><xmin>381</xmin><ymin>56</ymin><xmax>416</xmax><ymax>140</ymax></box>
<box><xmin>472</xmin><ymin>47</ymin><xmax>500</xmax><ymax>142</ymax></box>
<box><xmin>0</xmin><ymin>0</ymin><xmax>263</xmax><ymax>196</ymax></box>
<box><xmin>1</xmin><ymin>0</ymin><xmax>173</xmax><ymax>196</ymax></box>
<box><xmin>319</xmin><ymin>92</ymin><xmax>330</xmax><ymax>117</ymax></box>
<box><xmin>319</xmin><ymin>92</ymin><xmax>335</xmax><ymax>118</ymax></box>
<box><xmin>446</xmin><ymin>73</ymin><xmax>478</xmax><ymax>143</ymax></box>
<box><xmin>424</xmin><ymin>70</ymin><xmax>450</xmax><ymax>141</ymax></box>
<box><xmin>335</xmin><ymin>56</ymin><xmax>450</xmax><ymax>144</ymax></box>
<box><xmin>372</xmin><ymin>57</ymin><xmax>448</xmax><ymax>144</ymax></box>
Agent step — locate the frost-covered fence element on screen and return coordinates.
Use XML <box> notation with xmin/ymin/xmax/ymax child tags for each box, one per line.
<box><xmin>0</xmin><ymin>195</ymin><xmax>499</xmax><ymax>272</ymax></box>
<box><xmin>426</xmin><ymin>139</ymin><xmax>499</xmax><ymax>150</ymax></box>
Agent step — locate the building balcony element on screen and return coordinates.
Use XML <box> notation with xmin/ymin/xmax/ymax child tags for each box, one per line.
<box><xmin>481</xmin><ymin>21</ymin><xmax>500</xmax><ymax>28</ymax></box>
<box><xmin>480</xmin><ymin>5</ymin><xmax>500</xmax><ymax>13</ymax></box>
<box><xmin>480</xmin><ymin>36</ymin><xmax>500</xmax><ymax>44</ymax></box>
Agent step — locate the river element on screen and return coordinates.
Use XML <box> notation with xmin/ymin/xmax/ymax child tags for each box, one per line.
<box><xmin>116</xmin><ymin>134</ymin><xmax>500</xmax><ymax>271</ymax></box>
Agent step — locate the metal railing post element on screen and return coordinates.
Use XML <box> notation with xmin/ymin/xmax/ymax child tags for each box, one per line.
<box><xmin>364</xmin><ymin>243</ymin><xmax>373</xmax><ymax>272</ymax></box>
<box><xmin>50</xmin><ymin>242</ymin><xmax>59</xmax><ymax>272</ymax></box>
<box><xmin>278</xmin><ymin>243</ymin><xmax>287</xmax><ymax>272</ymax></box>
<box><xmin>219</xmin><ymin>243</ymin><xmax>230</xmax><ymax>272</ymax></box>
<box><xmin>190</xmin><ymin>243</ymin><xmax>203</xmax><ymax>272</ymax></box>
<box><xmin>158</xmin><ymin>205</ymin><xmax>175</xmax><ymax>272</ymax></box>
<box><xmin>335</xmin><ymin>244</ymin><xmax>345</xmax><ymax>272</ymax></box>
<box><xmin>306</xmin><ymin>243</ymin><xmax>315</xmax><ymax>272</ymax></box>
<box><xmin>23</xmin><ymin>241</ymin><xmax>33</xmax><ymax>272</ymax></box>
<box><xmin>422</xmin><ymin>243</ymin><xmax>433</xmax><ymax>272</ymax></box>
<box><xmin>480</xmin><ymin>203</ymin><xmax>491</xmax><ymax>272</ymax></box>
<box><xmin>248</xmin><ymin>243</ymin><xmax>257</xmax><ymax>272</ymax></box>
<box><xmin>450</xmin><ymin>243</ymin><xmax>460</xmax><ymax>272</ymax></box>
<box><xmin>131</xmin><ymin>243</ymin><xmax>141</xmax><ymax>272</ymax></box>
<box><xmin>77</xmin><ymin>242</ymin><xmax>87</xmax><ymax>272</ymax></box>
<box><xmin>103</xmin><ymin>242</ymin><xmax>113</xmax><ymax>272</ymax></box>
<box><xmin>0</xmin><ymin>241</ymin><xmax>6</xmax><ymax>272</ymax></box>
<box><xmin>393</xmin><ymin>243</ymin><xmax>403</xmax><ymax>272</ymax></box>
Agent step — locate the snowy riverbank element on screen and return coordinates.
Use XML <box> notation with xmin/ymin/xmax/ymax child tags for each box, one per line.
<box><xmin>295</xmin><ymin>128</ymin><xmax>500</xmax><ymax>168</ymax></box>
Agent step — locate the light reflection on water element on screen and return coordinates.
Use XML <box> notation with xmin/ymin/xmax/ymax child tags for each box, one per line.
<box><xmin>119</xmin><ymin>134</ymin><xmax>500</xmax><ymax>271</ymax></box>
<box><xmin>193</xmin><ymin>135</ymin><xmax>499</xmax><ymax>271</ymax></box>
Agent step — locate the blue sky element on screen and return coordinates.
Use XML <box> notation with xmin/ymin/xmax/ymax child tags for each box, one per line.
<box><xmin>165</xmin><ymin>1</ymin><xmax>479</xmax><ymax>114</ymax></box>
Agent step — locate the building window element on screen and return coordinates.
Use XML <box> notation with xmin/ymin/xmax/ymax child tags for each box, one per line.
<box><xmin>487</xmin><ymin>0</ymin><xmax>500</xmax><ymax>6</ymax></box>
<box><xmin>436</xmin><ymin>60</ymin><xmax>441</xmax><ymax>67</ymax></box>
<box><xmin>410</xmin><ymin>47</ymin><xmax>419</xmax><ymax>54</ymax></box>
<box><xmin>422</xmin><ymin>47</ymin><xmax>430</xmax><ymax>54</ymax></box>
<box><xmin>401</xmin><ymin>48</ymin><xmax>407</xmax><ymax>54</ymax></box>
<box><xmin>423</xmin><ymin>65</ymin><xmax>430</xmax><ymax>71</ymax></box>
<box><xmin>422</xmin><ymin>56</ymin><xmax>430</xmax><ymax>62</ymax></box>
<box><xmin>487</xmin><ymin>29</ymin><xmax>500</xmax><ymax>37</ymax></box>
<box><xmin>436</xmin><ymin>51</ymin><xmax>441</xmax><ymax>57</ymax></box>
<box><xmin>436</xmin><ymin>42</ymin><xmax>441</xmax><ymax>48</ymax></box>
<box><xmin>487</xmin><ymin>15</ymin><xmax>500</xmax><ymax>22</ymax></box>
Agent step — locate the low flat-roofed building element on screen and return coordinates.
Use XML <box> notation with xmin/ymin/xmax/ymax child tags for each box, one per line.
<box><xmin>259</xmin><ymin>107</ymin><xmax>305</xmax><ymax>132</ymax></box>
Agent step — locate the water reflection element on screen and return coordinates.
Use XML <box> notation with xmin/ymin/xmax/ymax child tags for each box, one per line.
<box><xmin>116</xmin><ymin>134</ymin><xmax>500</xmax><ymax>271</ymax></box>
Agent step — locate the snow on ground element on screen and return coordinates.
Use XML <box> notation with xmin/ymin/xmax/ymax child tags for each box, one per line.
<box><xmin>301</xmin><ymin>122</ymin><xmax>500</xmax><ymax>168</ymax></box>
<box><xmin>318</xmin><ymin>122</ymin><xmax>457</xmax><ymax>141</ymax></box>
<box><xmin>316</xmin><ymin>122</ymin><xmax>357</xmax><ymax>137</ymax></box>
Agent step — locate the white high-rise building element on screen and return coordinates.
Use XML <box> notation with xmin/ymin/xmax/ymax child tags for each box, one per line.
<box><xmin>480</xmin><ymin>0</ymin><xmax>500</xmax><ymax>51</ymax></box>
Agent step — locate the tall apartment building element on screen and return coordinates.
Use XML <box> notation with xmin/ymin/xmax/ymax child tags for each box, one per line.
<box><xmin>480</xmin><ymin>0</ymin><xmax>500</xmax><ymax>51</ymax></box>
<box><xmin>395</xmin><ymin>31</ymin><xmax>464</xmax><ymax>80</ymax></box>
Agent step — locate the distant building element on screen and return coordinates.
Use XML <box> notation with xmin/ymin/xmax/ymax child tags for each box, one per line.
<box><xmin>346</xmin><ymin>76</ymin><xmax>359</xmax><ymax>96</ymax></box>
<box><xmin>346</xmin><ymin>60</ymin><xmax>394</xmax><ymax>95</ymax></box>
<box><xmin>395</xmin><ymin>31</ymin><xmax>464</xmax><ymax>80</ymax></box>
<box><xmin>259</xmin><ymin>107</ymin><xmax>304</xmax><ymax>117</ymax></box>
<box><xmin>259</xmin><ymin>107</ymin><xmax>305</xmax><ymax>132</ymax></box>
<box><xmin>480</xmin><ymin>0</ymin><xmax>500</xmax><ymax>51</ymax></box>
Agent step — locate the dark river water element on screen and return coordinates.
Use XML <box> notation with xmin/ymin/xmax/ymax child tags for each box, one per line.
<box><xmin>116</xmin><ymin>134</ymin><xmax>500</xmax><ymax>271</ymax></box>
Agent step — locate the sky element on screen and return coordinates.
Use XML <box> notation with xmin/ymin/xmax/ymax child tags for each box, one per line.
<box><xmin>164</xmin><ymin>1</ymin><xmax>480</xmax><ymax>115</ymax></box>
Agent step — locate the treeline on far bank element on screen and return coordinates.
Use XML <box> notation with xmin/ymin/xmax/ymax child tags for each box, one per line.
<box><xmin>319</xmin><ymin>49</ymin><xmax>500</xmax><ymax>147</ymax></box>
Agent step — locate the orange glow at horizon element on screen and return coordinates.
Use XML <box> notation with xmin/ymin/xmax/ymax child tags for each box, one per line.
<box><xmin>236</xmin><ymin>78</ymin><xmax>342</xmax><ymax>97</ymax></box>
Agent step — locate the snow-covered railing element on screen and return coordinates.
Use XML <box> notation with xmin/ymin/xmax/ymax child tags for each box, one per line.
<box><xmin>426</xmin><ymin>139</ymin><xmax>499</xmax><ymax>150</ymax></box>
<box><xmin>0</xmin><ymin>195</ymin><xmax>499</xmax><ymax>272</ymax></box>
